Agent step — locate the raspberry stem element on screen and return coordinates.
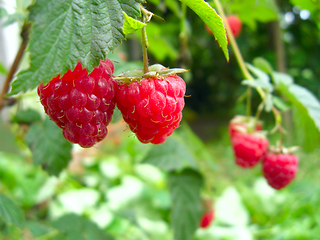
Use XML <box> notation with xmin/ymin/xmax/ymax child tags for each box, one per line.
<box><xmin>140</xmin><ymin>5</ymin><xmax>149</xmax><ymax>74</ymax></box>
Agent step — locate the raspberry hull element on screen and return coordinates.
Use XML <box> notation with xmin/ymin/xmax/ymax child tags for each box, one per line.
<box><xmin>200</xmin><ymin>209</ymin><xmax>214</xmax><ymax>228</ymax></box>
<box><xmin>262</xmin><ymin>152</ymin><xmax>298</xmax><ymax>189</ymax></box>
<box><xmin>37</xmin><ymin>60</ymin><xmax>117</xmax><ymax>148</ymax></box>
<box><xmin>116</xmin><ymin>75</ymin><xmax>186</xmax><ymax>144</ymax></box>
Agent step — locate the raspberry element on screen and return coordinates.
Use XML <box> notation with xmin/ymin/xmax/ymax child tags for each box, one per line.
<box><xmin>116</xmin><ymin>75</ymin><xmax>186</xmax><ymax>144</ymax></box>
<box><xmin>231</xmin><ymin>131</ymin><xmax>269</xmax><ymax>168</ymax></box>
<box><xmin>226</xmin><ymin>15</ymin><xmax>242</xmax><ymax>38</ymax></box>
<box><xmin>262</xmin><ymin>151</ymin><xmax>298</xmax><ymax>189</ymax></box>
<box><xmin>200</xmin><ymin>209</ymin><xmax>214</xmax><ymax>228</ymax></box>
<box><xmin>37</xmin><ymin>59</ymin><xmax>117</xmax><ymax>148</ymax></box>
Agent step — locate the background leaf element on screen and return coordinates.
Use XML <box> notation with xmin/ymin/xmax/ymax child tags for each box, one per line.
<box><xmin>0</xmin><ymin>194</ymin><xmax>24</xmax><ymax>228</ymax></box>
<box><xmin>25</xmin><ymin>118</ymin><xmax>72</xmax><ymax>176</ymax></box>
<box><xmin>51</xmin><ymin>214</ymin><xmax>114</xmax><ymax>240</ymax></box>
<box><xmin>10</xmin><ymin>0</ymin><xmax>140</xmax><ymax>95</ymax></box>
<box><xmin>141</xmin><ymin>136</ymin><xmax>198</xmax><ymax>171</ymax></box>
<box><xmin>0</xmin><ymin>61</ymin><xmax>8</xmax><ymax>75</ymax></box>
<box><xmin>168</xmin><ymin>169</ymin><xmax>203</xmax><ymax>240</ymax></box>
<box><xmin>12</xmin><ymin>108</ymin><xmax>42</xmax><ymax>125</ymax></box>
<box><xmin>179</xmin><ymin>0</ymin><xmax>229</xmax><ymax>61</ymax></box>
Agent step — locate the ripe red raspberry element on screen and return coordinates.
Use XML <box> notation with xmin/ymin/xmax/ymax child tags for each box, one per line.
<box><xmin>262</xmin><ymin>151</ymin><xmax>298</xmax><ymax>189</ymax></box>
<box><xmin>231</xmin><ymin>131</ymin><xmax>269</xmax><ymax>168</ymax></box>
<box><xmin>226</xmin><ymin>15</ymin><xmax>242</xmax><ymax>38</ymax></box>
<box><xmin>116</xmin><ymin>75</ymin><xmax>186</xmax><ymax>144</ymax></box>
<box><xmin>37</xmin><ymin>59</ymin><xmax>117</xmax><ymax>148</ymax></box>
<box><xmin>200</xmin><ymin>209</ymin><xmax>214</xmax><ymax>228</ymax></box>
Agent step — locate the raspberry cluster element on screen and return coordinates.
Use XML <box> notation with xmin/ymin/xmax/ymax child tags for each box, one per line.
<box><xmin>37</xmin><ymin>60</ymin><xmax>117</xmax><ymax>148</ymax></box>
<box><xmin>38</xmin><ymin>62</ymin><xmax>186</xmax><ymax>147</ymax></box>
<box><xmin>116</xmin><ymin>75</ymin><xmax>186</xmax><ymax>144</ymax></box>
<box><xmin>229</xmin><ymin>115</ymin><xmax>299</xmax><ymax>190</ymax></box>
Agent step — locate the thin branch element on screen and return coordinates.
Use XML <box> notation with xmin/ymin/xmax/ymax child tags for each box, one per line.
<box><xmin>0</xmin><ymin>23</ymin><xmax>30</xmax><ymax>111</ymax></box>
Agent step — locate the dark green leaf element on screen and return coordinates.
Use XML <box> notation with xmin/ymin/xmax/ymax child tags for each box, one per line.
<box><xmin>27</xmin><ymin>221</ymin><xmax>54</xmax><ymax>238</ymax></box>
<box><xmin>10</xmin><ymin>0</ymin><xmax>140</xmax><ymax>96</ymax></box>
<box><xmin>51</xmin><ymin>214</ymin><xmax>114</xmax><ymax>240</ymax></box>
<box><xmin>12</xmin><ymin>108</ymin><xmax>42</xmax><ymax>125</ymax></box>
<box><xmin>180</xmin><ymin>0</ymin><xmax>229</xmax><ymax>61</ymax></box>
<box><xmin>0</xmin><ymin>194</ymin><xmax>24</xmax><ymax>228</ymax></box>
<box><xmin>25</xmin><ymin>117</ymin><xmax>72</xmax><ymax>176</ymax></box>
<box><xmin>123</xmin><ymin>11</ymin><xmax>145</xmax><ymax>35</ymax></box>
<box><xmin>168</xmin><ymin>169</ymin><xmax>203</xmax><ymax>240</ymax></box>
<box><xmin>141</xmin><ymin>136</ymin><xmax>198</xmax><ymax>171</ymax></box>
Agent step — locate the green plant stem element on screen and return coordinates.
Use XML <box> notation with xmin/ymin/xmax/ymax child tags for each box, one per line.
<box><xmin>214</xmin><ymin>0</ymin><xmax>282</xmax><ymax>127</ymax></box>
<box><xmin>141</xmin><ymin>26</ymin><xmax>149</xmax><ymax>73</ymax></box>
<box><xmin>246</xmin><ymin>87</ymin><xmax>251</xmax><ymax>116</ymax></box>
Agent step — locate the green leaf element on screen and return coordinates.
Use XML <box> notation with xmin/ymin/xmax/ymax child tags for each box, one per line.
<box><xmin>51</xmin><ymin>214</ymin><xmax>114</xmax><ymax>240</ymax></box>
<box><xmin>0</xmin><ymin>121</ymin><xmax>20</xmax><ymax>154</ymax></box>
<box><xmin>290</xmin><ymin>0</ymin><xmax>320</xmax><ymax>14</ymax></box>
<box><xmin>276</xmin><ymin>81</ymin><xmax>320</xmax><ymax>144</ymax></box>
<box><xmin>253</xmin><ymin>57</ymin><xmax>273</xmax><ymax>75</ymax></box>
<box><xmin>273</xmin><ymin>96</ymin><xmax>291</xmax><ymax>111</ymax></box>
<box><xmin>265</xmin><ymin>93</ymin><xmax>273</xmax><ymax>112</ymax></box>
<box><xmin>12</xmin><ymin>108</ymin><xmax>42</xmax><ymax>125</ymax></box>
<box><xmin>10</xmin><ymin>0</ymin><xmax>140</xmax><ymax>96</ymax></box>
<box><xmin>0</xmin><ymin>7</ymin><xmax>8</xmax><ymax>19</ymax></box>
<box><xmin>246</xmin><ymin>63</ymin><xmax>270</xmax><ymax>83</ymax></box>
<box><xmin>242</xmin><ymin>79</ymin><xmax>273</xmax><ymax>92</ymax></box>
<box><xmin>2</xmin><ymin>12</ymin><xmax>25</xmax><ymax>27</ymax></box>
<box><xmin>141</xmin><ymin>136</ymin><xmax>198</xmax><ymax>171</ymax></box>
<box><xmin>123</xmin><ymin>11</ymin><xmax>145</xmax><ymax>35</ymax></box>
<box><xmin>0</xmin><ymin>61</ymin><xmax>8</xmax><ymax>75</ymax></box>
<box><xmin>25</xmin><ymin>117</ymin><xmax>72</xmax><ymax>176</ymax></box>
<box><xmin>168</xmin><ymin>169</ymin><xmax>203</xmax><ymax>240</ymax></box>
<box><xmin>292</xmin><ymin>106</ymin><xmax>320</xmax><ymax>152</ymax></box>
<box><xmin>0</xmin><ymin>194</ymin><xmax>24</xmax><ymax>228</ymax></box>
<box><xmin>179</xmin><ymin>0</ymin><xmax>229</xmax><ymax>61</ymax></box>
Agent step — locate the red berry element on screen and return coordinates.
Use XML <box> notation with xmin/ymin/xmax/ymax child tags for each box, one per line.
<box><xmin>200</xmin><ymin>209</ymin><xmax>214</xmax><ymax>228</ymax></box>
<box><xmin>116</xmin><ymin>75</ymin><xmax>186</xmax><ymax>144</ymax></box>
<box><xmin>226</xmin><ymin>15</ymin><xmax>242</xmax><ymax>38</ymax></box>
<box><xmin>262</xmin><ymin>151</ymin><xmax>298</xmax><ymax>189</ymax></box>
<box><xmin>231</xmin><ymin>131</ymin><xmax>269</xmax><ymax>168</ymax></box>
<box><xmin>38</xmin><ymin>59</ymin><xmax>117</xmax><ymax>148</ymax></box>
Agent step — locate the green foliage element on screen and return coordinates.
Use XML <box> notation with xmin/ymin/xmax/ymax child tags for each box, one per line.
<box><xmin>0</xmin><ymin>122</ymin><xmax>20</xmax><ymax>154</ymax></box>
<box><xmin>168</xmin><ymin>169</ymin><xmax>203</xmax><ymax>240</ymax></box>
<box><xmin>51</xmin><ymin>214</ymin><xmax>114</xmax><ymax>240</ymax></box>
<box><xmin>123</xmin><ymin>12</ymin><xmax>146</xmax><ymax>35</ymax></box>
<box><xmin>180</xmin><ymin>0</ymin><xmax>229</xmax><ymax>61</ymax></box>
<box><xmin>0</xmin><ymin>61</ymin><xmax>8</xmax><ymax>75</ymax></box>
<box><xmin>141</xmin><ymin>136</ymin><xmax>198</xmax><ymax>171</ymax></box>
<box><xmin>12</xmin><ymin>108</ymin><xmax>42</xmax><ymax>125</ymax></box>
<box><xmin>10</xmin><ymin>0</ymin><xmax>141</xmax><ymax>96</ymax></box>
<box><xmin>25</xmin><ymin>117</ymin><xmax>72</xmax><ymax>176</ymax></box>
<box><xmin>0</xmin><ymin>194</ymin><xmax>24</xmax><ymax>228</ymax></box>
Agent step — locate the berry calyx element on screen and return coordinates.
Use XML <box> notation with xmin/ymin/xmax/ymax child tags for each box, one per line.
<box><xmin>115</xmin><ymin>64</ymin><xmax>187</xmax><ymax>144</ymax></box>
<box><xmin>229</xmin><ymin>115</ymin><xmax>262</xmax><ymax>137</ymax></box>
<box><xmin>37</xmin><ymin>59</ymin><xmax>117</xmax><ymax>148</ymax></box>
<box><xmin>262</xmin><ymin>147</ymin><xmax>299</xmax><ymax>189</ymax></box>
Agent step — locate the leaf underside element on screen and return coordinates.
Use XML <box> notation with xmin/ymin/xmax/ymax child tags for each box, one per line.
<box><xmin>10</xmin><ymin>0</ymin><xmax>140</xmax><ymax>96</ymax></box>
<box><xmin>0</xmin><ymin>194</ymin><xmax>24</xmax><ymax>228</ymax></box>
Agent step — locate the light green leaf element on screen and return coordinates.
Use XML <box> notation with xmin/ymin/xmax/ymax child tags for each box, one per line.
<box><xmin>123</xmin><ymin>11</ymin><xmax>145</xmax><ymax>35</ymax></box>
<box><xmin>253</xmin><ymin>57</ymin><xmax>273</xmax><ymax>75</ymax></box>
<box><xmin>290</xmin><ymin>0</ymin><xmax>320</xmax><ymax>14</ymax></box>
<box><xmin>0</xmin><ymin>7</ymin><xmax>8</xmax><ymax>19</ymax></box>
<box><xmin>242</xmin><ymin>79</ymin><xmax>273</xmax><ymax>92</ymax></box>
<box><xmin>141</xmin><ymin>136</ymin><xmax>198</xmax><ymax>171</ymax></box>
<box><xmin>273</xmin><ymin>72</ymin><xmax>294</xmax><ymax>85</ymax></box>
<box><xmin>0</xmin><ymin>121</ymin><xmax>20</xmax><ymax>154</ymax></box>
<box><xmin>0</xmin><ymin>61</ymin><xmax>8</xmax><ymax>75</ymax></box>
<box><xmin>51</xmin><ymin>214</ymin><xmax>114</xmax><ymax>240</ymax></box>
<box><xmin>265</xmin><ymin>93</ymin><xmax>273</xmax><ymax>112</ymax></box>
<box><xmin>179</xmin><ymin>0</ymin><xmax>229</xmax><ymax>61</ymax></box>
<box><xmin>246</xmin><ymin>63</ymin><xmax>270</xmax><ymax>83</ymax></box>
<box><xmin>169</xmin><ymin>169</ymin><xmax>203</xmax><ymax>240</ymax></box>
<box><xmin>25</xmin><ymin>117</ymin><xmax>72</xmax><ymax>176</ymax></box>
<box><xmin>273</xmin><ymin>96</ymin><xmax>291</xmax><ymax>111</ymax></box>
<box><xmin>0</xmin><ymin>194</ymin><xmax>24</xmax><ymax>228</ymax></box>
<box><xmin>10</xmin><ymin>0</ymin><xmax>140</xmax><ymax>96</ymax></box>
